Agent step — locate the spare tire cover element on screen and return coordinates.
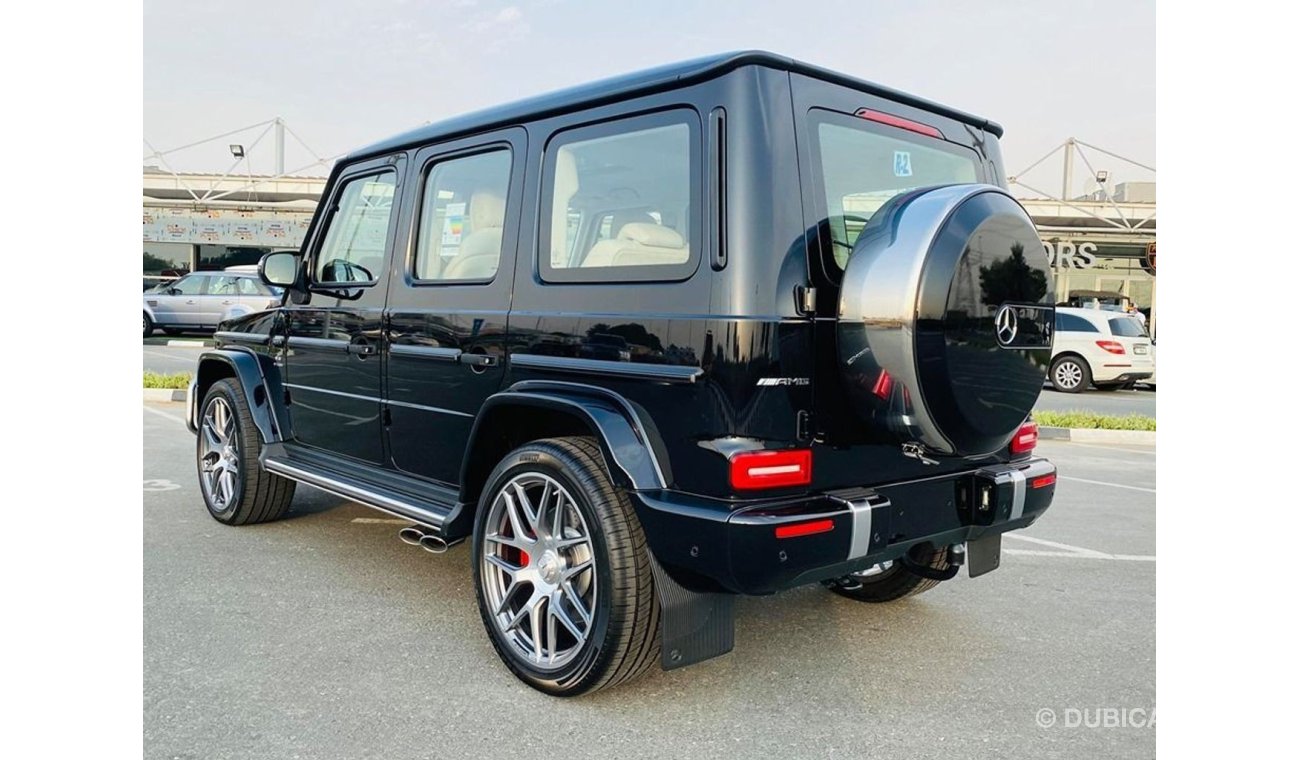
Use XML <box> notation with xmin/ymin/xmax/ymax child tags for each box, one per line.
<box><xmin>837</xmin><ymin>184</ymin><xmax>1053</xmax><ymax>456</ymax></box>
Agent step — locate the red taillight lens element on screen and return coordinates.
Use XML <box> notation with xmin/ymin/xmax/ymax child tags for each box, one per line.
<box><xmin>774</xmin><ymin>519</ymin><xmax>834</xmax><ymax>539</ymax></box>
<box><xmin>1096</xmin><ymin>340</ymin><xmax>1126</xmax><ymax>355</ymax></box>
<box><xmin>872</xmin><ymin>370</ymin><xmax>894</xmax><ymax>399</ymax></box>
<box><xmin>1031</xmin><ymin>474</ymin><xmax>1057</xmax><ymax>489</ymax></box>
<box><xmin>853</xmin><ymin>107</ymin><xmax>945</xmax><ymax>139</ymax></box>
<box><xmin>1010</xmin><ymin>420</ymin><xmax>1038</xmax><ymax>455</ymax></box>
<box><xmin>729</xmin><ymin>449</ymin><xmax>813</xmax><ymax>490</ymax></box>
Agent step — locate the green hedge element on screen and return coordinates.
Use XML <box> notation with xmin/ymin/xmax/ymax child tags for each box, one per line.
<box><xmin>1034</xmin><ymin>410</ymin><xmax>1155</xmax><ymax>431</ymax></box>
<box><xmin>144</xmin><ymin>371</ymin><xmax>192</xmax><ymax>390</ymax></box>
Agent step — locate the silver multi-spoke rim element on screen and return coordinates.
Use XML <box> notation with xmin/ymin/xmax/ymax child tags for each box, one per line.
<box><xmin>198</xmin><ymin>397</ymin><xmax>241</xmax><ymax>512</ymax></box>
<box><xmin>481</xmin><ymin>472</ymin><xmax>597</xmax><ymax>670</ymax></box>
<box><xmin>1055</xmin><ymin>361</ymin><xmax>1083</xmax><ymax>389</ymax></box>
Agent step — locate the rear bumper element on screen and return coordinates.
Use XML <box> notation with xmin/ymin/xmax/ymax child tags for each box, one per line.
<box><xmin>631</xmin><ymin>458</ymin><xmax>1056</xmax><ymax>595</ymax></box>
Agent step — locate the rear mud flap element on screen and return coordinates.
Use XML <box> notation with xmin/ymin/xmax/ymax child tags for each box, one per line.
<box><xmin>967</xmin><ymin>533</ymin><xmax>1002</xmax><ymax>578</ymax></box>
<box><xmin>648</xmin><ymin>555</ymin><xmax>735</xmax><ymax>670</ymax></box>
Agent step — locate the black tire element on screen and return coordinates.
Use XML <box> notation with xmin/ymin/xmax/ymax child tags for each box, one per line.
<box><xmin>825</xmin><ymin>544</ymin><xmax>952</xmax><ymax>603</ymax></box>
<box><xmin>1049</xmin><ymin>355</ymin><xmax>1091</xmax><ymax>393</ymax></box>
<box><xmin>196</xmin><ymin>379</ymin><xmax>295</xmax><ymax>525</ymax></box>
<box><xmin>144</xmin><ymin>312</ymin><xmax>154</xmax><ymax>339</ymax></box>
<box><xmin>472</xmin><ymin>437</ymin><xmax>660</xmax><ymax>697</ymax></box>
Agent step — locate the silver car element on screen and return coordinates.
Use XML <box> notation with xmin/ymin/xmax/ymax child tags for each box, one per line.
<box><xmin>143</xmin><ymin>268</ymin><xmax>282</xmax><ymax>338</ymax></box>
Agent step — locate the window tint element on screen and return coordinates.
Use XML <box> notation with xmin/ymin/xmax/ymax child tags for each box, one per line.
<box><xmin>542</xmin><ymin>114</ymin><xmax>697</xmax><ymax>282</ymax></box>
<box><xmin>169</xmin><ymin>275</ymin><xmax>205</xmax><ymax>296</ymax></box>
<box><xmin>414</xmin><ymin>149</ymin><xmax>512</xmax><ymax>282</ymax></box>
<box><xmin>1108</xmin><ymin>317</ymin><xmax>1147</xmax><ymax>337</ymax></box>
<box><xmin>315</xmin><ymin>172</ymin><xmax>397</xmax><ymax>284</ymax></box>
<box><xmin>1055</xmin><ymin>312</ymin><xmax>1099</xmax><ymax>333</ymax></box>
<box><xmin>814</xmin><ymin>112</ymin><xmax>980</xmax><ymax>271</ymax></box>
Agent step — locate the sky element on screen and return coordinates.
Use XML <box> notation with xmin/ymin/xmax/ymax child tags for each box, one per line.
<box><xmin>144</xmin><ymin>0</ymin><xmax>1155</xmax><ymax>198</ymax></box>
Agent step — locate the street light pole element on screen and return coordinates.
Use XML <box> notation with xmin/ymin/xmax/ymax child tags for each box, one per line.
<box><xmin>274</xmin><ymin>118</ymin><xmax>285</xmax><ymax>176</ymax></box>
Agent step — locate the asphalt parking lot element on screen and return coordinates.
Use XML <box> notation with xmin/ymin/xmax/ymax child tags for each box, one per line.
<box><xmin>144</xmin><ymin>401</ymin><xmax>1154</xmax><ymax>759</ymax></box>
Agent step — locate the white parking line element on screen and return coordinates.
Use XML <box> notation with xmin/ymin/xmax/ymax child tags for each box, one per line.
<box><xmin>1058</xmin><ymin>475</ymin><xmax>1155</xmax><ymax>494</ymax></box>
<box><xmin>143</xmin><ymin>405</ymin><xmax>186</xmax><ymax>425</ymax></box>
<box><xmin>1054</xmin><ymin>440</ymin><xmax>1157</xmax><ymax>456</ymax></box>
<box><xmin>1004</xmin><ymin>533</ymin><xmax>1155</xmax><ymax>561</ymax></box>
<box><xmin>1003</xmin><ymin>549</ymin><xmax>1156</xmax><ymax>562</ymax></box>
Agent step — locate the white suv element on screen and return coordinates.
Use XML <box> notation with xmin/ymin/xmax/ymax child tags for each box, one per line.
<box><xmin>1049</xmin><ymin>306</ymin><xmax>1154</xmax><ymax>393</ymax></box>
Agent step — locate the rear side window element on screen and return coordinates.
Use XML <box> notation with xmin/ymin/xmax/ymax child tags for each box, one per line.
<box><xmin>414</xmin><ymin>149</ymin><xmax>512</xmax><ymax>283</ymax></box>
<box><xmin>1055</xmin><ymin>313</ymin><xmax>1099</xmax><ymax>333</ymax></box>
<box><xmin>540</xmin><ymin>110</ymin><xmax>700</xmax><ymax>283</ymax></box>
<box><xmin>314</xmin><ymin>171</ymin><xmax>397</xmax><ymax>285</ymax></box>
<box><xmin>1108</xmin><ymin>317</ymin><xmax>1147</xmax><ymax>337</ymax></box>
<box><xmin>812</xmin><ymin>110</ymin><xmax>981</xmax><ymax>272</ymax></box>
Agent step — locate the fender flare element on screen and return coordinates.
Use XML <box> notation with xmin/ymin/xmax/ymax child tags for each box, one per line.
<box><xmin>459</xmin><ymin>380</ymin><xmax>672</xmax><ymax>503</ymax></box>
<box><xmin>189</xmin><ymin>347</ymin><xmax>290</xmax><ymax>443</ymax></box>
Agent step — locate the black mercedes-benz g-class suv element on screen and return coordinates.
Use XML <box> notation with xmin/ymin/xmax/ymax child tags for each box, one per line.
<box><xmin>188</xmin><ymin>51</ymin><xmax>1057</xmax><ymax>697</ymax></box>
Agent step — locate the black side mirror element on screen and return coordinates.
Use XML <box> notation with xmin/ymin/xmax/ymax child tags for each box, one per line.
<box><xmin>260</xmin><ymin>251</ymin><xmax>301</xmax><ymax>289</ymax></box>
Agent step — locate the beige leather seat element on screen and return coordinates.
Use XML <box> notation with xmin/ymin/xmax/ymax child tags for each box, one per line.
<box><xmin>550</xmin><ymin>150</ymin><xmax>580</xmax><ymax>268</ymax></box>
<box><xmin>581</xmin><ymin>222</ymin><xmax>689</xmax><ymax>268</ymax></box>
<box><xmin>441</xmin><ymin>190</ymin><xmax>505</xmax><ymax>280</ymax></box>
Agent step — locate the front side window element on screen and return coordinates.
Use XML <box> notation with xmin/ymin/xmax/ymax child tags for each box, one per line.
<box><xmin>813</xmin><ymin>111</ymin><xmax>981</xmax><ymax>272</ymax></box>
<box><xmin>314</xmin><ymin>171</ymin><xmax>397</xmax><ymax>285</ymax></box>
<box><xmin>414</xmin><ymin>149</ymin><xmax>512</xmax><ymax>282</ymax></box>
<box><xmin>169</xmin><ymin>275</ymin><xmax>205</xmax><ymax>296</ymax></box>
<box><xmin>542</xmin><ymin>112</ymin><xmax>699</xmax><ymax>282</ymax></box>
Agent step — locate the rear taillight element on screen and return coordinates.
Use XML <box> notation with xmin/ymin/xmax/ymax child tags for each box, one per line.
<box><xmin>1096</xmin><ymin>340</ymin><xmax>1126</xmax><ymax>355</ymax></box>
<box><xmin>1010</xmin><ymin>420</ymin><xmax>1038</xmax><ymax>455</ymax></box>
<box><xmin>853</xmin><ymin>107</ymin><xmax>945</xmax><ymax>139</ymax></box>
<box><xmin>872</xmin><ymin>370</ymin><xmax>894</xmax><ymax>399</ymax></box>
<box><xmin>729</xmin><ymin>449</ymin><xmax>813</xmax><ymax>490</ymax></box>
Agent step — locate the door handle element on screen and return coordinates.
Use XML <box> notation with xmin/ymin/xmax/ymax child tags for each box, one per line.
<box><xmin>186</xmin><ymin>299</ymin><xmax>196</xmax><ymax>304</ymax></box>
<box><xmin>458</xmin><ymin>353</ymin><xmax>498</xmax><ymax>368</ymax></box>
<box><xmin>348</xmin><ymin>342</ymin><xmax>376</xmax><ymax>356</ymax></box>
<box><xmin>221</xmin><ymin>300</ymin><xmax>234</xmax><ymax>305</ymax></box>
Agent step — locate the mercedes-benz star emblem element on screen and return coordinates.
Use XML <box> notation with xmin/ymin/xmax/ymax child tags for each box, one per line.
<box><xmin>995</xmin><ymin>305</ymin><xmax>1018</xmax><ymax>346</ymax></box>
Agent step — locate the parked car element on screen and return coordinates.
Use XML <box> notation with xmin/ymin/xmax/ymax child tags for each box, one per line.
<box><xmin>1049</xmin><ymin>306</ymin><xmax>1154</xmax><ymax>392</ymax></box>
<box><xmin>186</xmin><ymin>51</ymin><xmax>1058</xmax><ymax>696</ymax></box>
<box><xmin>143</xmin><ymin>268</ymin><xmax>282</xmax><ymax>338</ymax></box>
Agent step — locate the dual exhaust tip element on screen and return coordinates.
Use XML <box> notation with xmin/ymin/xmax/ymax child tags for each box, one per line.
<box><xmin>398</xmin><ymin>525</ymin><xmax>459</xmax><ymax>554</ymax></box>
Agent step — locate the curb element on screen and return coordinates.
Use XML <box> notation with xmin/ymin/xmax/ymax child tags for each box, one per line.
<box><xmin>1040</xmin><ymin>426</ymin><xmax>1155</xmax><ymax>446</ymax></box>
<box><xmin>144</xmin><ymin>388</ymin><xmax>187</xmax><ymax>403</ymax></box>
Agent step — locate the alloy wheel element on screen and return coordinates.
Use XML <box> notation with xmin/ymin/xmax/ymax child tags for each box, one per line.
<box><xmin>1054</xmin><ymin>361</ymin><xmax>1083</xmax><ymax>390</ymax></box>
<box><xmin>199</xmin><ymin>396</ymin><xmax>241</xmax><ymax>512</ymax></box>
<box><xmin>480</xmin><ymin>472</ymin><xmax>597</xmax><ymax>670</ymax></box>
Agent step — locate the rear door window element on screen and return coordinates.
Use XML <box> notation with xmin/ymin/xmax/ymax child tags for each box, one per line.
<box><xmin>1055</xmin><ymin>313</ymin><xmax>1099</xmax><ymax>333</ymax></box>
<box><xmin>809</xmin><ymin>109</ymin><xmax>982</xmax><ymax>274</ymax></box>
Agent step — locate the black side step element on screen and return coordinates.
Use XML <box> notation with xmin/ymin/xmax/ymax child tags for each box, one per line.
<box><xmin>262</xmin><ymin>445</ymin><xmax>467</xmax><ymax>536</ymax></box>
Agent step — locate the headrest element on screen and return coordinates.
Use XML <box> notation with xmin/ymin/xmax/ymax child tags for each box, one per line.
<box><xmin>469</xmin><ymin>191</ymin><xmax>505</xmax><ymax>231</ymax></box>
<box><xmin>618</xmin><ymin>223</ymin><xmax>684</xmax><ymax>249</ymax></box>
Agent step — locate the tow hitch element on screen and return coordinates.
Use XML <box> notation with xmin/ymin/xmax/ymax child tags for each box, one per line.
<box><xmin>900</xmin><ymin>542</ymin><xmax>965</xmax><ymax>581</ymax></box>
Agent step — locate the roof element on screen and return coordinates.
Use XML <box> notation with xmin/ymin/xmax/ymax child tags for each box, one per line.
<box><xmin>350</xmin><ymin>51</ymin><xmax>1003</xmax><ymax>160</ymax></box>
